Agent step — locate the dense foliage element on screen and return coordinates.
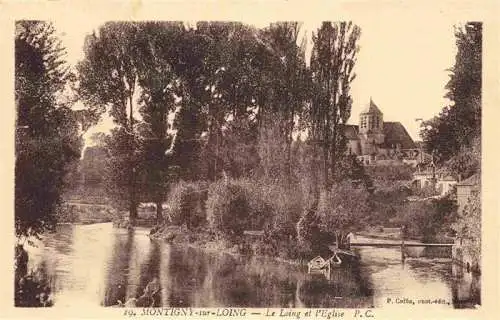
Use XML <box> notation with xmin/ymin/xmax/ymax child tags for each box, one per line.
<box><xmin>421</xmin><ymin>22</ymin><xmax>481</xmax><ymax>169</ymax></box>
<box><xmin>15</xmin><ymin>21</ymin><xmax>82</xmax><ymax>238</ymax></box>
<box><xmin>397</xmin><ymin>197</ymin><xmax>457</xmax><ymax>241</ymax></box>
<box><xmin>309</xmin><ymin>22</ymin><xmax>361</xmax><ymax>188</ymax></box>
<box><xmin>167</xmin><ymin>181</ymin><xmax>208</xmax><ymax>228</ymax></box>
<box><xmin>316</xmin><ymin>183</ymin><xmax>371</xmax><ymax>247</ymax></box>
<box><xmin>74</xmin><ymin>21</ymin><xmax>362</xmax><ymax>226</ymax></box>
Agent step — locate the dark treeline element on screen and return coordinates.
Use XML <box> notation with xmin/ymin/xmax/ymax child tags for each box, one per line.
<box><xmin>420</xmin><ymin>22</ymin><xmax>481</xmax><ymax>179</ymax></box>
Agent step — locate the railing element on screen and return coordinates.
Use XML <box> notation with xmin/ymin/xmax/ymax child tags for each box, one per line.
<box><xmin>350</xmin><ymin>242</ymin><xmax>454</xmax><ymax>248</ymax></box>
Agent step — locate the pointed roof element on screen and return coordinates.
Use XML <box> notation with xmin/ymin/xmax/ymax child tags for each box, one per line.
<box><xmin>457</xmin><ymin>173</ymin><xmax>480</xmax><ymax>186</ymax></box>
<box><xmin>360</xmin><ymin>97</ymin><xmax>383</xmax><ymax>115</ymax></box>
<box><xmin>381</xmin><ymin>122</ymin><xmax>416</xmax><ymax>149</ymax></box>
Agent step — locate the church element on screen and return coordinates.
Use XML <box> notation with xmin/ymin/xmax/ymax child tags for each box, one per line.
<box><xmin>345</xmin><ymin>98</ymin><xmax>425</xmax><ymax>166</ymax></box>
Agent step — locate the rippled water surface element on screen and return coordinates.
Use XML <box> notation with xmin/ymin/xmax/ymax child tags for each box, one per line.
<box><xmin>26</xmin><ymin>223</ymin><xmax>478</xmax><ymax>308</ymax></box>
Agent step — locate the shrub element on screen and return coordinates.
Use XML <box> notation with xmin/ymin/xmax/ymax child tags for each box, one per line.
<box><xmin>398</xmin><ymin>196</ymin><xmax>457</xmax><ymax>241</ymax></box>
<box><xmin>206</xmin><ymin>178</ymin><xmax>305</xmax><ymax>251</ymax></box>
<box><xmin>167</xmin><ymin>181</ymin><xmax>208</xmax><ymax>229</ymax></box>
<box><xmin>316</xmin><ymin>182</ymin><xmax>371</xmax><ymax>248</ymax></box>
<box><xmin>206</xmin><ymin>179</ymin><xmax>251</xmax><ymax>237</ymax></box>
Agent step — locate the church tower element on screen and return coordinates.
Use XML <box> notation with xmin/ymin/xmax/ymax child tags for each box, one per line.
<box><xmin>359</xmin><ymin>98</ymin><xmax>385</xmax><ymax>155</ymax></box>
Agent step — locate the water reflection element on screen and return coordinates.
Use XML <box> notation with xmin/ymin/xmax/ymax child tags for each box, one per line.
<box><xmin>26</xmin><ymin>223</ymin><xmax>478</xmax><ymax>308</ymax></box>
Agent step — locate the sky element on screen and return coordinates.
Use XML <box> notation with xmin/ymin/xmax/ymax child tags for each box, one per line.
<box><xmin>52</xmin><ymin>16</ymin><xmax>457</xmax><ymax>145</ymax></box>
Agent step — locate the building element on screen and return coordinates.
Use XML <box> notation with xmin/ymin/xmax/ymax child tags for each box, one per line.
<box><xmin>437</xmin><ymin>175</ymin><xmax>458</xmax><ymax>196</ymax></box>
<box><xmin>412</xmin><ymin>167</ymin><xmax>458</xmax><ymax>197</ymax></box>
<box><xmin>345</xmin><ymin>98</ymin><xmax>428</xmax><ymax>166</ymax></box>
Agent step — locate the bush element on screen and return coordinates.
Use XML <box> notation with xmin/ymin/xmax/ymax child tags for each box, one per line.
<box><xmin>206</xmin><ymin>179</ymin><xmax>251</xmax><ymax>237</ymax></box>
<box><xmin>206</xmin><ymin>178</ymin><xmax>306</xmax><ymax>258</ymax></box>
<box><xmin>398</xmin><ymin>196</ymin><xmax>457</xmax><ymax>241</ymax></box>
<box><xmin>316</xmin><ymin>182</ymin><xmax>371</xmax><ymax>248</ymax></box>
<box><xmin>167</xmin><ymin>181</ymin><xmax>208</xmax><ymax>229</ymax></box>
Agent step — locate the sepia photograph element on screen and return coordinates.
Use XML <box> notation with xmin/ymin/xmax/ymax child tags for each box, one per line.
<box><xmin>9</xmin><ymin>2</ymin><xmax>489</xmax><ymax>315</ymax></box>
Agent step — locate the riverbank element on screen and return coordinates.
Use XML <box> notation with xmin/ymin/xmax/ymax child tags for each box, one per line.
<box><xmin>147</xmin><ymin>224</ymin><xmax>313</xmax><ymax>266</ymax></box>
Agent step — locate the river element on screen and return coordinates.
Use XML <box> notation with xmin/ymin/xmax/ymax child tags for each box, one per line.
<box><xmin>25</xmin><ymin>223</ymin><xmax>479</xmax><ymax>309</ymax></box>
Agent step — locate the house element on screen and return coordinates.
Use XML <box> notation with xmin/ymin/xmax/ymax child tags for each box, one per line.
<box><xmin>345</xmin><ymin>98</ymin><xmax>429</xmax><ymax>166</ymax></box>
<box><xmin>411</xmin><ymin>162</ymin><xmax>458</xmax><ymax>197</ymax></box>
<box><xmin>437</xmin><ymin>176</ymin><xmax>458</xmax><ymax>196</ymax></box>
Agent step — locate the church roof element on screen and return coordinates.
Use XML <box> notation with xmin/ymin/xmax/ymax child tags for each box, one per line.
<box><xmin>344</xmin><ymin>122</ymin><xmax>415</xmax><ymax>149</ymax></box>
<box><xmin>360</xmin><ymin>98</ymin><xmax>383</xmax><ymax>115</ymax></box>
<box><xmin>381</xmin><ymin>122</ymin><xmax>416</xmax><ymax>149</ymax></box>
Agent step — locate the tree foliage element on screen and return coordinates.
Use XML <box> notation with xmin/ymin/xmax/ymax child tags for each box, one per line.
<box><xmin>15</xmin><ymin>21</ymin><xmax>82</xmax><ymax>238</ymax></box>
<box><xmin>167</xmin><ymin>180</ymin><xmax>208</xmax><ymax>229</ymax></box>
<box><xmin>77</xmin><ymin>22</ymin><xmax>144</xmax><ymax>221</ymax></box>
<box><xmin>316</xmin><ymin>182</ymin><xmax>371</xmax><ymax>247</ymax></box>
<box><xmin>398</xmin><ymin>197</ymin><xmax>457</xmax><ymax>241</ymax></box>
<box><xmin>72</xmin><ymin>21</ymin><xmax>365</xmax><ymax>241</ymax></box>
<box><xmin>308</xmin><ymin>22</ymin><xmax>361</xmax><ymax>189</ymax></box>
<box><xmin>421</xmin><ymin>22</ymin><xmax>481</xmax><ymax>165</ymax></box>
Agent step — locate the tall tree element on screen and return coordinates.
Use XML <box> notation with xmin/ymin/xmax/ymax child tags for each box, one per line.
<box><xmin>188</xmin><ymin>22</ymin><xmax>261</xmax><ymax>181</ymax></box>
<box><xmin>256</xmin><ymin>22</ymin><xmax>309</xmax><ymax>183</ymax></box>
<box><xmin>309</xmin><ymin>22</ymin><xmax>361</xmax><ymax>190</ymax></box>
<box><xmin>15</xmin><ymin>21</ymin><xmax>82</xmax><ymax>238</ymax></box>
<box><xmin>77</xmin><ymin>22</ymin><xmax>142</xmax><ymax>223</ymax></box>
<box><xmin>421</xmin><ymin>22</ymin><xmax>482</xmax><ymax>164</ymax></box>
<box><xmin>135</xmin><ymin>22</ymin><xmax>185</xmax><ymax>223</ymax></box>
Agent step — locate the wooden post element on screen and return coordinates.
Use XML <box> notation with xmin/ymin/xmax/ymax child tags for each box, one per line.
<box><xmin>401</xmin><ymin>239</ymin><xmax>405</xmax><ymax>262</ymax></box>
<box><xmin>401</xmin><ymin>226</ymin><xmax>406</xmax><ymax>263</ymax></box>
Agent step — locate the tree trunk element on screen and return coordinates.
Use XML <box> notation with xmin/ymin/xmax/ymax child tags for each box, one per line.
<box><xmin>155</xmin><ymin>200</ymin><xmax>163</xmax><ymax>225</ymax></box>
<box><xmin>330</xmin><ymin>131</ymin><xmax>338</xmax><ymax>182</ymax></box>
<box><xmin>323</xmin><ymin>143</ymin><xmax>330</xmax><ymax>190</ymax></box>
<box><xmin>128</xmin><ymin>86</ymin><xmax>137</xmax><ymax>225</ymax></box>
<box><xmin>129</xmin><ymin>197</ymin><xmax>138</xmax><ymax>224</ymax></box>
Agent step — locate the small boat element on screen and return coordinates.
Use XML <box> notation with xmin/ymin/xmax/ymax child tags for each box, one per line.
<box><xmin>308</xmin><ymin>256</ymin><xmax>329</xmax><ymax>273</ymax></box>
<box><xmin>307</xmin><ymin>252</ymin><xmax>343</xmax><ymax>276</ymax></box>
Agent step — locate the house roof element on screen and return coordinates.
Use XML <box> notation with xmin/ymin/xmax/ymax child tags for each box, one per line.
<box><xmin>440</xmin><ymin>175</ymin><xmax>457</xmax><ymax>182</ymax></box>
<box><xmin>457</xmin><ymin>173</ymin><xmax>480</xmax><ymax>186</ymax></box>
<box><xmin>360</xmin><ymin>98</ymin><xmax>383</xmax><ymax>115</ymax></box>
<box><xmin>381</xmin><ymin>122</ymin><xmax>416</xmax><ymax>149</ymax></box>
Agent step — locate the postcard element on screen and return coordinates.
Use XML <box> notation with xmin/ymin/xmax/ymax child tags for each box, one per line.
<box><xmin>1</xmin><ymin>1</ymin><xmax>498</xmax><ymax>319</ymax></box>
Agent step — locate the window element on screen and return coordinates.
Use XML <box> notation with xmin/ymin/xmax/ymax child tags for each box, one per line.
<box><xmin>361</xmin><ymin>117</ymin><xmax>367</xmax><ymax>129</ymax></box>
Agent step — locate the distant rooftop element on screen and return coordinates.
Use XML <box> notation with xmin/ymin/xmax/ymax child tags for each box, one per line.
<box><xmin>457</xmin><ymin>173</ymin><xmax>480</xmax><ymax>186</ymax></box>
